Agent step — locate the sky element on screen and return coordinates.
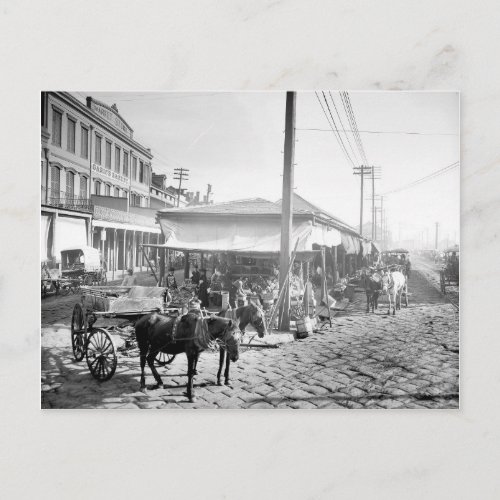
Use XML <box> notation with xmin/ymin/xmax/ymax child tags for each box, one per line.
<box><xmin>73</xmin><ymin>91</ymin><xmax>459</xmax><ymax>246</ymax></box>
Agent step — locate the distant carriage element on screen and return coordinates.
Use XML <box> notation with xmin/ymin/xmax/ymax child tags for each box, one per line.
<box><xmin>439</xmin><ymin>245</ymin><xmax>459</xmax><ymax>294</ymax></box>
<box><xmin>60</xmin><ymin>246</ymin><xmax>107</xmax><ymax>286</ymax></box>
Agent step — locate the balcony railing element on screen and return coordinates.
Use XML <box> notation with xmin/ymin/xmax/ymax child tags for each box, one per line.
<box><xmin>92</xmin><ymin>204</ymin><xmax>158</xmax><ymax>228</ymax></box>
<box><xmin>41</xmin><ymin>187</ymin><xmax>93</xmax><ymax>213</ymax></box>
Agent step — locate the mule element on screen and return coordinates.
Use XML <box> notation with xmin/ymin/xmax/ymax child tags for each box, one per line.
<box><xmin>135</xmin><ymin>312</ymin><xmax>241</xmax><ymax>402</ymax></box>
<box><xmin>216</xmin><ymin>301</ymin><xmax>267</xmax><ymax>386</ymax></box>
<box><xmin>361</xmin><ymin>271</ymin><xmax>382</xmax><ymax>313</ymax></box>
<box><xmin>381</xmin><ymin>271</ymin><xmax>406</xmax><ymax>315</ymax></box>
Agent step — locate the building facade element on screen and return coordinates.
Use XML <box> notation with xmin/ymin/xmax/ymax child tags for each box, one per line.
<box><xmin>41</xmin><ymin>92</ymin><xmax>162</xmax><ymax>276</ymax></box>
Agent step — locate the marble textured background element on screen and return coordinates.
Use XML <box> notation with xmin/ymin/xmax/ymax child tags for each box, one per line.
<box><xmin>0</xmin><ymin>0</ymin><xmax>499</xmax><ymax>498</ymax></box>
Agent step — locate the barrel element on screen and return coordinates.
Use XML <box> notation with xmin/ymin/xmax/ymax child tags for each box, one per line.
<box><xmin>296</xmin><ymin>317</ymin><xmax>312</xmax><ymax>339</ymax></box>
<box><xmin>221</xmin><ymin>291</ymin><xmax>229</xmax><ymax>309</ymax></box>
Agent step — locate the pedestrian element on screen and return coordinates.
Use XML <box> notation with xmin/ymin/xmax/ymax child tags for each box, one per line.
<box><xmin>405</xmin><ymin>258</ymin><xmax>411</xmax><ymax>280</ymax></box>
<box><xmin>165</xmin><ymin>267</ymin><xmax>178</xmax><ymax>290</ymax></box>
<box><xmin>198</xmin><ymin>268</ymin><xmax>210</xmax><ymax>308</ymax></box>
<box><xmin>191</xmin><ymin>265</ymin><xmax>201</xmax><ymax>285</ymax></box>
<box><xmin>121</xmin><ymin>268</ymin><xmax>137</xmax><ymax>286</ymax></box>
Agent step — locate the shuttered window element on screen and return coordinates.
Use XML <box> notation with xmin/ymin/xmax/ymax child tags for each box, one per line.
<box><xmin>66</xmin><ymin>171</ymin><xmax>75</xmax><ymax>197</ymax></box>
<box><xmin>50</xmin><ymin>165</ymin><xmax>60</xmax><ymax>195</ymax></box>
<box><xmin>115</xmin><ymin>146</ymin><xmax>121</xmax><ymax>173</ymax></box>
<box><xmin>80</xmin><ymin>176</ymin><xmax>88</xmax><ymax>199</ymax></box>
<box><xmin>105</xmin><ymin>141</ymin><xmax>112</xmax><ymax>168</ymax></box>
<box><xmin>67</xmin><ymin>118</ymin><xmax>76</xmax><ymax>153</ymax></box>
<box><xmin>81</xmin><ymin>126</ymin><xmax>89</xmax><ymax>159</ymax></box>
<box><xmin>52</xmin><ymin>109</ymin><xmax>62</xmax><ymax>147</ymax></box>
<box><xmin>123</xmin><ymin>151</ymin><xmax>129</xmax><ymax>176</ymax></box>
<box><xmin>95</xmin><ymin>134</ymin><xmax>102</xmax><ymax>164</ymax></box>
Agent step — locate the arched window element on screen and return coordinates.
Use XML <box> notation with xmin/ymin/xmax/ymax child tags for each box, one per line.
<box><xmin>66</xmin><ymin>171</ymin><xmax>75</xmax><ymax>198</ymax></box>
<box><xmin>50</xmin><ymin>165</ymin><xmax>60</xmax><ymax>197</ymax></box>
<box><xmin>80</xmin><ymin>176</ymin><xmax>88</xmax><ymax>199</ymax></box>
<box><xmin>94</xmin><ymin>180</ymin><xmax>101</xmax><ymax>195</ymax></box>
<box><xmin>114</xmin><ymin>187</ymin><xmax>120</xmax><ymax>197</ymax></box>
<box><xmin>105</xmin><ymin>184</ymin><xmax>111</xmax><ymax>196</ymax></box>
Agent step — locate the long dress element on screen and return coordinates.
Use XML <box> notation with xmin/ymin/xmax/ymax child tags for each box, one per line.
<box><xmin>198</xmin><ymin>278</ymin><xmax>210</xmax><ymax>308</ymax></box>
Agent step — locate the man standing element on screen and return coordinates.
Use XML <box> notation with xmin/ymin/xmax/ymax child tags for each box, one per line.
<box><xmin>165</xmin><ymin>267</ymin><xmax>178</xmax><ymax>290</ymax></box>
<box><xmin>197</xmin><ymin>268</ymin><xmax>210</xmax><ymax>308</ymax></box>
<box><xmin>121</xmin><ymin>268</ymin><xmax>137</xmax><ymax>286</ymax></box>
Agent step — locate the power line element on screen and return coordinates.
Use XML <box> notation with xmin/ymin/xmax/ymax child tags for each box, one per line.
<box><xmin>383</xmin><ymin>161</ymin><xmax>459</xmax><ymax>195</ymax></box>
<box><xmin>173</xmin><ymin>168</ymin><xmax>190</xmax><ymax>207</ymax></box>
<box><xmin>327</xmin><ymin>91</ymin><xmax>361</xmax><ymax>165</ymax></box>
<box><xmin>296</xmin><ymin>128</ymin><xmax>457</xmax><ymax>136</ymax></box>
<box><xmin>314</xmin><ymin>91</ymin><xmax>357</xmax><ymax>169</ymax></box>
<box><xmin>342</xmin><ymin>91</ymin><xmax>369</xmax><ymax>165</ymax></box>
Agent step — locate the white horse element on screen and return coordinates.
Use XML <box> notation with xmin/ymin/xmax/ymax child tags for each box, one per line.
<box><xmin>381</xmin><ymin>271</ymin><xmax>406</xmax><ymax>315</ymax></box>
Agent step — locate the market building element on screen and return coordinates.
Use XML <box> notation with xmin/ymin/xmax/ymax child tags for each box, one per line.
<box><xmin>41</xmin><ymin>92</ymin><xmax>162</xmax><ymax>277</ymax></box>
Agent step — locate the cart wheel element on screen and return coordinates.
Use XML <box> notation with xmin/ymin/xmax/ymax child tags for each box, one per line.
<box><xmin>71</xmin><ymin>303</ymin><xmax>87</xmax><ymax>361</ymax></box>
<box><xmin>83</xmin><ymin>274</ymin><xmax>93</xmax><ymax>286</ymax></box>
<box><xmin>155</xmin><ymin>352</ymin><xmax>176</xmax><ymax>366</ymax></box>
<box><xmin>59</xmin><ymin>284</ymin><xmax>70</xmax><ymax>296</ymax></box>
<box><xmin>86</xmin><ymin>328</ymin><xmax>117</xmax><ymax>381</ymax></box>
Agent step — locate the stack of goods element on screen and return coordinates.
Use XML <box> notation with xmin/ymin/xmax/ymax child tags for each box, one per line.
<box><xmin>169</xmin><ymin>286</ymin><xmax>195</xmax><ymax>306</ymax></box>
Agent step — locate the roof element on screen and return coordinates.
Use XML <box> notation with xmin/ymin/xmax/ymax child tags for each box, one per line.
<box><xmin>158</xmin><ymin>197</ymin><xmax>312</xmax><ymax>217</ymax></box>
<box><xmin>444</xmin><ymin>245</ymin><xmax>459</xmax><ymax>253</ymax></box>
<box><xmin>60</xmin><ymin>246</ymin><xmax>100</xmax><ymax>254</ymax></box>
<box><xmin>382</xmin><ymin>248</ymin><xmax>410</xmax><ymax>254</ymax></box>
<box><xmin>277</xmin><ymin>193</ymin><xmax>361</xmax><ymax>236</ymax></box>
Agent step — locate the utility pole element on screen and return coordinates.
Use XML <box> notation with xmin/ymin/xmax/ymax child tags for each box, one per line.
<box><xmin>371</xmin><ymin>166</ymin><xmax>375</xmax><ymax>240</ymax></box>
<box><xmin>278</xmin><ymin>91</ymin><xmax>296</xmax><ymax>332</ymax></box>
<box><xmin>435</xmin><ymin>222</ymin><xmax>439</xmax><ymax>250</ymax></box>
<box><xmin>173</xmin><ymin>168</ymin><xmax>189</xmax><ymax>207</ymax></box>
<box><xmin>353</xmin><ymin>165</ymin><xmax>372</xmax><ymax>236</ymax></box>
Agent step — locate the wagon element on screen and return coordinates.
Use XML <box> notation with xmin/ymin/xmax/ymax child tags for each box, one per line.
<box><xmin>61</xmin><ymin>246</ymin><xmax>107</xmax><ymax>286</ymax></box>
<box><xmin>439</xmin><ymin>245</ymin><xmax>459</xmax><ymax>294</ymax></box>
<box><xmin>70</xmin><ymin>285</ymin><xmax>178</xmax><ymax>381</ymax></box>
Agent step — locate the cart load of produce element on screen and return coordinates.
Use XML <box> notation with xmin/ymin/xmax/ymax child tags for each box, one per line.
<box><xmin>169</xmin><ymin>286</ymin><xmax>196</xmax><ymax>306</ymax></box>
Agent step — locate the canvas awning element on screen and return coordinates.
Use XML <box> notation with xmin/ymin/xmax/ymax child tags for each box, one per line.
<box><xmin>156</xmin><ymin>217</ymin><xmax>341</xmax><ymax>254</ymax></box>
<box><xmin>362</xmin><ymin>241</ymin><xmax>372</xmax><ymax>256</ymax></box>
<box><xmin>93</xmin><ymin>219</ymin><xmax>161</xmax><ymax>234</ymax></box>
<box><xmin>371</xmin><ymin>241</ymin><xmax>381</xmax><ymax>254</ymax></box>
<box><xmin>54</xmin><ymin>216</ymin><xmax>88</xmax><ymax>261</ymax></box>
<box><xmin>41</xmin><ymin>214</ymin><xmax>51</xmax><ymax>261</ymax></box>
<box><xmin>340</xmin><ymin>232</ymin><xmax>361</xmax><ymax>255</ymax></box>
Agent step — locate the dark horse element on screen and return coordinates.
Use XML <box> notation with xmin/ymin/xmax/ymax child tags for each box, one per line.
<box><xmin>361</xmin><ymin>270</ymin><xmax>382</xmax><ymax>313</ymax></box>
<box><xmin>216</xmin><ymin>302</ymin><xmax>267</xmax><ymax>386</ymax></box>
<box><xmin>135</xmin><ymin>312</ymin><xmax>241</xmax><ymax>402</ymax></box>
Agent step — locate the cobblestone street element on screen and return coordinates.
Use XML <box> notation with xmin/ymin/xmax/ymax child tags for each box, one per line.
<box><xmin>41</xmin><ymin>266</ymin><xmax>459</xmax><ymax>409</ymax></box>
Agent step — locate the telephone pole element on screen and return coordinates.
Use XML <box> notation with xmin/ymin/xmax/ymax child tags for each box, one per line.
<box><xmin>278</xmin><ymin>91</ymin><xmax>296</xmax><ymax>332</ymax></box>
<box><xmin>353</xmin><ymin>165</ymin><xmax>372</xmax><ymax>236</ymax></box>
<box><xmin>173</xmin><ymin>168</ymin><xmax>189</xmax><ymax>207</ymax></box>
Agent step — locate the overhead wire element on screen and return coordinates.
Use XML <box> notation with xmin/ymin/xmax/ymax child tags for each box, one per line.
<box><xmin>314</xmin><ymin>91</ymin><xmax>357</xmax><ymax>169</ymax></box>
<box><xmin>382</xmin><ymin>161</ymin><xmax>459</xmax><ymax>195</ymax></box>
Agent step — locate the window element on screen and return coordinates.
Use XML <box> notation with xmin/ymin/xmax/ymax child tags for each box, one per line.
<box><xmin>132</xmin><ymin>157</ymin><xmax>137</xmax><ymax>180</ymax></box>
<box><xmin>50</xmin><ymin>165</ymin><xmax>60</xmax><ymax>196</ymax></box>
<box><xmin>80</xmin><ymin>176</ymin><xmax>88</xmax><ymax>199</ymax></box>
<box><xmin>105</xmin><ymin>141</ymin><xmax>112</xmax><ymax>169</ymax></box>
<box><xmin>122</xmin><ymin>190</ymin><xmax>127</xmax><ymax>198</ymax></box>
<box><xmin>67</xmin><ymin>118</ymin><xmax>76</xmax><ymax>153</ymax></box>
<box><xmin>81</xmin><ymin>126</ymin><xmax>89</xmax><ymax>159</ymax></box>
<box><xmin>114</xmin><ymin>187</ymin><xmax>120</xmax><ymax>197</ymax></box>
<box><xmin>105</xmin><ymin>184</ymin><xmax>111</xmax><ymax>196</ymax></box>
<box><xmin>66</xmin><ymin>171</ymin><xmax>75</xmax><ymax>197</ymax></box>
<box><xmin>123</xmin><ymin>151</ymin><xmax>129</xmax><ymax>177</ymax></box>
<box><xmin>95</xmin><ymin>134</ymin><xmax>102</xmax><ymax>164</ymax></box>
<box><xmin>94</xmin><ymin>180</ymin><xmax>101</xmax><ymax>195</ymax></box>
<box><xmin>139</xmin><ymin>161</ymin><xmax>144</xmax><ymax>183</ymax></box>
<box><xmin>52</xmin><ymin>109</ymin><xmax>62</xmax><ymax>147</ymax></box>
<box><xmin>115</xmin><ymin>146</ymin><xmax>121</xmax><ymax>173</ymax></box>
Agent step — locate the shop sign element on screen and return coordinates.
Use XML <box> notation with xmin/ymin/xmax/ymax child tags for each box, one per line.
<box><xmin>90</xmin><ymin>101</ymin><xmax>133</xmax><ymax>138</ymax></box>
<box><xmin>92</xmin><ymin>163</ymin><xmax>129</xmax><ymax>186</ymax></box>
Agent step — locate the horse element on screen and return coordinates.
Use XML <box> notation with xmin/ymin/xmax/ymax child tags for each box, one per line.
<box><xmin>216</xmin><ymin>301</ymin><xmax>267</xmax><ymax>386</ymax></box>
<box><xmin>135</xmin><ymin>312</ymin><xmax>241</xmax><ymax>402</ymax></box>
<box><xmin>361</xmin><ymin>270</ymin><xmax>382</xmax><ymax>313</ymax></box>
<box><xmin>381</xmin><ymin>271</ymin><xmax>407</xmax><ymax>315</ymax></box>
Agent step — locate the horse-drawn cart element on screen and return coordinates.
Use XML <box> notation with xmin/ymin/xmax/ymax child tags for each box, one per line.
<box><xmin>439</xmin><ymin>245</ymin><xmax>459</xmax><ymax>294</ymax></box>
<box><xmin>70</xmin><ymin>285</ymin><xmax>176</xmax><ymax>381</ymax></box>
